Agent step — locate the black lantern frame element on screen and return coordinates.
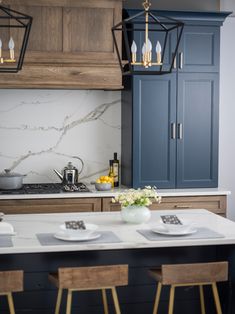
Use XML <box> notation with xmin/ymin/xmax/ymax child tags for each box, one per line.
<box><xmin>112</xmin><ymin>9</ymin><xmax>184</xmax><ymax>75</ymax></box>
<box><xmin>0</xmin><ymin>5</ymin><xmax>32</xmax><ymax>73</ymax></box>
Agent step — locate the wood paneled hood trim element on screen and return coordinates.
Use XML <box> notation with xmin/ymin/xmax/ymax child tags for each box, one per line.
<box><xmin>0</xmin><ymin>0</ymin><xmax>123</xmax><ymax>90</ymax></box>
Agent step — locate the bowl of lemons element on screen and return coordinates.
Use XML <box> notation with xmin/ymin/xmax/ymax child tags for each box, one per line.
<box><xmin>95</xmin><ymin>176</ymin><xmax>113</xmax><ymax>191</ymax></box>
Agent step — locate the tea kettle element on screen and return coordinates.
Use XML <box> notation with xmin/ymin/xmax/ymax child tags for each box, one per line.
<box><xmin>54</xmin><ymin>160</ymin><xmax>84</xmax><ymax>185</ymax></box>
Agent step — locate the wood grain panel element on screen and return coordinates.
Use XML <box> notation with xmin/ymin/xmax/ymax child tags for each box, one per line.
<box><xmin>0</xmin><ymin>0</ymin><xmax>122</xmax><ymax>89</ymax></box>
<box><xmin>11</xmin><ymin>5</ymin><xmax>63</xmax><ymax>52</ymax></box>
<box><xmin>3</xmin><ymin>0</ymin><xmax>119</xmax><ymax>9</ymax></box>
<box><xmin>0</xmin><ymin>270</ymin><xmax>23</xmax><ymax>293</ymax></box>
<box><xmin>0</xmin><ymin>198</ymin><xmax>102</xmax><ymax>214</ymax></box>
<box><xmin>102</xmin><ymin>195</ymin><xmax>227</xmax><ymax>216</ymax></box>
<box><xmin>63</xmin><ymin>7</ymin><xmax>113</xmax><ymax>53</ymax></box>
<box><xmin>158</xmin><ymin>262</ymin><xmax>228</xmax><ymax>285</ymax></box>
<box><xmin>0</xmin><ymin>64</ymin><xmax>122</xmax><ymax>89</ymax></box>
<box><xmin>50</xmin><ymin>265</ymin><xmax>128</xmax><ymax>289</ymax></box>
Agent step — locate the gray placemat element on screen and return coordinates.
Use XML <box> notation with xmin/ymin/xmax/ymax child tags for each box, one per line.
<box><xmin>36</xmin><ymin>231</ymin><xmax>122</xmax><ymax>246</ymax></box>
<box><xmin>137</xmin><ymin>227</ymin><xmax>224</xmax><ymax>241</ymax></box>
<box><xmin>0</xmin><ymin>235</ymin><xmax>13</xmax><ymax>247</ymax></box>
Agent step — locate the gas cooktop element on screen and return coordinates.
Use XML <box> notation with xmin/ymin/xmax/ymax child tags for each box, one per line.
<box><xmin>0</xmin><ymin>183</ymin><xmax>90</xmax><ymax>195</ymax></box>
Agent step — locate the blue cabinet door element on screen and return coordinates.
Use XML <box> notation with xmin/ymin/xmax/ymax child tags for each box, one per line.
<box><xmin>133</xmin><ymin>75</ymin><xmax>177</xmax><ymax>188</ymax></box>
<box><xmin>176</xmin><ymin>73</ymin><xmax>219</xmax><ymax>188</ymax></box>
<box><xmin>178</xmin><ymin>26</ymin><xmax>220</xmax><ymax>73</ymax></box>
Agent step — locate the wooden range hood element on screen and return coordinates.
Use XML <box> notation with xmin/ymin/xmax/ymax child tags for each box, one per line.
<box><xmin>0</xmin><ymin>0</ymin><xmax>122</xmax><ymax>89</ymax></box>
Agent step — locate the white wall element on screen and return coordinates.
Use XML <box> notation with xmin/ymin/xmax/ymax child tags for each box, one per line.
<box><xmin>219</xmin><ymin>17</ymin><xmax>235</xmax><ymax>219</ymax></box>
<box><xmin>220</xmin><ymin>0</ymin><xmax>235</xmax><ymax>14</ymax></box>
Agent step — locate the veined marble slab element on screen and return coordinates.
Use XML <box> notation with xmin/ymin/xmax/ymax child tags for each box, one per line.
<box><xmin>0</xmin><ymin>89</ymin><xmax>121</xmax><ymax>184</ymax></box>
<box><xmin>1</xmin><ymin>209</ymin><xmax>235</xmax><ymax>254</ymax></box>
<box><xmin>0</xmin><ymin>187</ymin><xmax>230</xmax><ymax>200</ymax></box>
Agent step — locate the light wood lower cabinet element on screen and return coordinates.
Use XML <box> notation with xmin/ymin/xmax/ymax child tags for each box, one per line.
<box><xmin>0</xmin><ymin>198</ymin><xmax>102</xmax><ymax>215</ymax></box>
<box><xmin>0</xmin><ymin>195</ymin><xmax>227</xmax><ymax>216</ymax></box>
<box><xmin>102</xmin><ymin>195</ymin><xmax>227</xmax><ymax>217</ymax></box>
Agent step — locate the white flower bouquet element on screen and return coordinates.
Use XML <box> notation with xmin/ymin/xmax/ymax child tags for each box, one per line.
<box><xmin>112</xmin><ymin>186</ymin><xmax>161</xmax><ymax>208</ymax></box>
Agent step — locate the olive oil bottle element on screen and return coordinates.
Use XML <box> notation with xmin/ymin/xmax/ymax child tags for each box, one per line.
<box><xmin>112</xmin><ymin>152</ymin><xmax>119</xmax><ymax>187</ymax></box>
<box><xmin>108</xmin><ymin>160</ymin><xmax>115</xmax><ymax>188</ymax></box>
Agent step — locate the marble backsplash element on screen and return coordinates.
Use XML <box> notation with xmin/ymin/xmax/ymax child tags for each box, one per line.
<box><xmin>0</xmin><ymin>89</ymin><xmax>121</xmax><ymax>184</ymax></box>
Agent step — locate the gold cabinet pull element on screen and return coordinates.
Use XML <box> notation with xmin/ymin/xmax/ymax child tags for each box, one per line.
<box><xmin>174</xmin><ymin>205</ymin><xmax>192</xmax><ymax>209</ymax></box>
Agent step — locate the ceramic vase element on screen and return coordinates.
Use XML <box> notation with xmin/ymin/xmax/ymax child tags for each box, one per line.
<box><xmin>121</xmin><ymin>205</ymin><xmax>151</xmax><ymax>224</ymax></box>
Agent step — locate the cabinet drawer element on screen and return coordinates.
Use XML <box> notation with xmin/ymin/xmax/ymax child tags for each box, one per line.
<box><xmin>150</xmin><ymin>196</ymin><xmax>226</xmax><ymax>215</ymax></box>
<box><xmin>102</xmin><ymin>195</ymin><xmax>227</xmax><ymax>216</ymax></box>
<box><xmin>0</xmin><ymin>198</ymin><xmax>102</xmax><ymax>214</ymax></box>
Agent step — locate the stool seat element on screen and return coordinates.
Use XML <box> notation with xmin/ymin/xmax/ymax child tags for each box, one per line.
<box><xmin>149</xmin><ymin>262</ymin><xmax>228</xmax><ymax>314</ymax></box>
<box><xmin>49</xmin><ymin>265</ymin><xmax>128</xmax><ymax>314</ymax></box>
<box><xmin>0</xmin><ymin>270</ymin><xmax>23</xmax><ymax>314</ymax></box>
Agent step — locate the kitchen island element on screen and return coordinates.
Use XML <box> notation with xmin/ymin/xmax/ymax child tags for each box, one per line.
<box><xmin>0</xmin><ymin>209</ymin><xmax>235</xmax><ymax>313</ymax></box>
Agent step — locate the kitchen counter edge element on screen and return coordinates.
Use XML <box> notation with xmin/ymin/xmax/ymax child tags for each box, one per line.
<box><xmin>0</xmin><ymin>187</ymin><xmax>231</xmax><ymax>200</ymax></box>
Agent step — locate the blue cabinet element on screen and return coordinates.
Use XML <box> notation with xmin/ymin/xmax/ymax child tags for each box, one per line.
<box><xmin>121</xmin><ymin>11</ymin><xmax>229</xmax><ymax>189</ymax></box>
<box><xmin>178</xmin><ymin>26</ymin><xmax>220</xmax><ymax>73</ymax></box>
<box><xmin>177</xmin><ymin>73</ymin><xmax>219</xmax><ymax>188</ymax></box>
<box><xmin>132</xmin><ymin>75</ymin><xmax>176</xmax><ymax>188</ymax></box>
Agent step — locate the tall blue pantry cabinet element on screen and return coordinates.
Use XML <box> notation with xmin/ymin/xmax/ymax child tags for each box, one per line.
<box><xmin>121</xmin><ymin>11</ymin><xmax>230</xmax><ymax>189</ymax></box>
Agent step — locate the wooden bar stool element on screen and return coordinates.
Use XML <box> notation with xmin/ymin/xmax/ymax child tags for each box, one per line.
<box><xmin>49</xmin><ymin>264</ymin><xmax>128</xmax><ymax>314</ymax></box>
<box><xmin>0</xmin><ymin>270</ymin><xmax>23</xmax><ymax>314</ymax></box>
<box><xmin>149</xmin><ymin>262</ymin><xmax>228</xmax><ymax>314</ymax></box>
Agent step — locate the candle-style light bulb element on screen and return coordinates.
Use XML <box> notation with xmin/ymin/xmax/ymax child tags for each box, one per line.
<box><xmin>8</xmin><ymin>37</ymin><xmax>15</xmax><ymax>60</ymax></box>
<box><xmin>142</xmin><ymin>43</ymin><xmax>146</xmax><ymax>55</ymax></box>
<box><xmin>142</xmin><ymin>43</ymin><xmax>147</xmax><ymax>65</ymax></box>
<box><xmin>146</xmin><ymin>38</ymin><xmax>152</xmax><ymax>63</ymax></box>
<box><xmin>131</xmin><ymin>40</ymin><xmax>137</xmax><ymax>63</ymax></box>
<box><xmin>131</xmin><ymin>40</ymin><xmax>137</xmax><ymax>53</ymax></box>
<box><xmin>156</xmin><ymin>41</ymin><xmax>162</xmax><ymax>64</ymax></box>
<box><xmin>146</xmin><ymin>38</ymin><xmax>152</xmax><ymax>52</ymax></box>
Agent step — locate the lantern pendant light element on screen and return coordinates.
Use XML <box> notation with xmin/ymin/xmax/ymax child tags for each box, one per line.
<box><xmin>112</xmin><ymin>0</ymin><xmax>184</xmax><ymax>75</ymax></box>
<box><xmin>0</xmin><ymin>5</ymin><xmax>32</xmax><ymax>73</ymax></box>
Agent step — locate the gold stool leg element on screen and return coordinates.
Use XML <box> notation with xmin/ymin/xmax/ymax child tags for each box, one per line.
<box><xmin>55</xmin><ymin>288</ymin><xmax>63</xmax><ymax>314</ymax></box>
<box><xmin>153</xmin><ymin>282</ymin><xmax>162</xmax><ymax>314</ymax></box>
<box><xmin>168</xmin><ymin>285</ymin><xmax>175</xmax><ymax>314</ymax></box>
<box><xmin>199</xmin><ymin>285</ymin><xmax>206</xmax><ymax>314</ymax></box>
<box><xmin>211</xmin><ymin>283</ymin><xmax>222</xmax><ymax>314</ymax></box>
<box><xmin>111</xmin><ymin>287</ymin><xmax>121</xmax><ymax>314</ymax></box>
<box><xmin>102</xmin><ymin>289</ymin><xmax>109</xmax><ymax>314</ymax></box>
<box><xmin>66</xmin><ymin>289</ymin><xmax>73</xmax><ymax>314</ymax></box>
<box><xmin>7</xmin><ymin>293</ymin><xmax>15</xmax><ymax>314</ymax></box>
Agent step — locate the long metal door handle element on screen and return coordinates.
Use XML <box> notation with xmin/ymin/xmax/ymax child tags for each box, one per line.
<box><xmin>177</xmin><ymin>123</ymin><xmax>183</xmax><ymax>139</ymax></box>
<box><xmin>179</xmin><ymin>52</ymin><xmax>183</xmax><ymax>69</ymax></box>
<box><xmin>171</xmin><ymin>123</ymin><xmax>176</xmax><ymax>139</ymax></box>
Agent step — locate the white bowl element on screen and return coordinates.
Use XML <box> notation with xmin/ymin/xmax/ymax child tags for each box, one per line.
<box><xmin>95</xmin><ymin>182</ymin><xmax>112</xmax><ymax>191</ymax></box>
<box><xmin>161</xmin><ymin>221</ymin><xmax>192</xmax><ymax>233</ymax></box>
<box><xmin>60</xmin><ymin>223</ymin><xmax>98</xmax><ymax>238</ymax></box>
<box><xmin>151</xmin><ymin>219</ymin><xmax>193</xmax><ymax>233</ymax></box>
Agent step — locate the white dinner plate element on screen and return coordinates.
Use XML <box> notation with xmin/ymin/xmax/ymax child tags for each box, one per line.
<box><xmin>54</xmin><ymin>232</ymin><xmax>101</xmax><ymax>242</ymax></box>
<box><xmin>150</xmin><ymin>226</ymin><xmax>197</xmax><ymax>236</ymax></box>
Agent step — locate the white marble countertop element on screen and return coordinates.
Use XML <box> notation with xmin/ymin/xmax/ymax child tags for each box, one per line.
<box><xmin>0</xmin><ymin>187</ymin><xmax>230</xmax><ymax>200</ymax></box>
<box><xmin>1</xmin><ymin>209</ymin><xmax>235</xmax><ymax>254</ymax></box>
